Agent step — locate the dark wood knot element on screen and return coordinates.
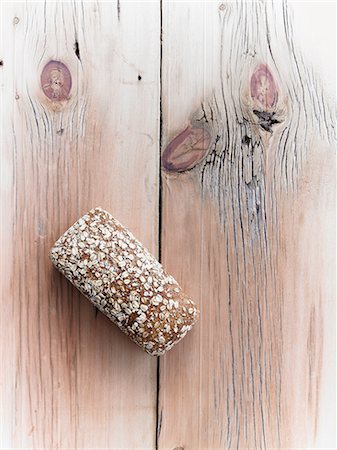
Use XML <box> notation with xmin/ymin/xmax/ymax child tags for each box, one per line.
<box><xmin>250</xmin><ymin>63</ymin><xmax>278</xmax><ymax>110</ymax></box>
<box><xmin>162</xmin><ymin>125</ymin><xmax>211</xmax><ymax>173</ymax></box>
<box><xmin>41</xmin><ymin>60</ymin><xmax>72</xmax><ymax>102</ymax></box>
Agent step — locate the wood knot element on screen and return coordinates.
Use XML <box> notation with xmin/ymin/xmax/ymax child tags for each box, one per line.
<box><xmin>173</xmin><ymin>447</ymin><xmax>184</xmax><ymax>450</ymax></box>
<box><xmin>41</xmin><ymin>60</ymin><xmax>72</xmax><ymax>102</ymax></box>
<box><xmin>249</xmin><ymin>64</ymin><xmax>284</xmax><ymax>132</ymax></box>
<box><xmin>250</xmin><ymin>64</ymin><xmax>278</xmax><ymax>110</ymax></box>
<box><xmin>162</xmin><ymin>125</ymin><xmax>211</xmax><ymax>173</ymax></box>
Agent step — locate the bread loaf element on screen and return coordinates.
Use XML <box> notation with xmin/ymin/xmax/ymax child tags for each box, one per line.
<box><xmin>50</xmin><ymin>207</ymin><xmax>199</xmax><ymax>355</ymax></box>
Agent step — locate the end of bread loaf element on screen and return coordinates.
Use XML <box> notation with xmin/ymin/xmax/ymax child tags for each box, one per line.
<box><xmin>50</xmin><ymin>207</ymin><xmax>199</xmax><ymax>355</ymax></box>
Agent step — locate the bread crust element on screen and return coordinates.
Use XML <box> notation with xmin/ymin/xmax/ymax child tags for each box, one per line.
<box><xmin>50</xmin><ymin>207</ymin><xmax>199</xmax><ymax>355</ymax></box>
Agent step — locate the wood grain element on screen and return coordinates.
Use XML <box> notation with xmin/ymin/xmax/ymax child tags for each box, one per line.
<box><xmin>1</xmin><ymin>1</ymin><xmax>335</xmax><ymax>449</ymax></box>
<box><xmin>158</xmin><ymin>1</ymin><xmax>336</xmax><ymax>449</ymax></box>
<box><xmin>1</xmin><ymin>2</ymin><xmax>159</xmax><ymax>448</ymax></box>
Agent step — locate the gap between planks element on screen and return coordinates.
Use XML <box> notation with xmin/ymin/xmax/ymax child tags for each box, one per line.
<box><xmin>156</xmin><ymin>1</ymin><xmax>164</xmax><ymax>449</ymax></box>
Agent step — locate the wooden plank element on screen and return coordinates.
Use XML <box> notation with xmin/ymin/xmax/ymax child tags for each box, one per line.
<box><xmin>0</xmin><ymin>1</ymin><xmax>159</xmax><ymax>448</ymax></box>
<box><xmin>159</xmin><ymin>1</ymin><xmax>336</xmax><ymax>448</ymax></box>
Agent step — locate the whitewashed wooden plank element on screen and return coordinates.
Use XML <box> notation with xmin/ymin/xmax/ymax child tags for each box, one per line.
<box><xmin>159</xmin><ymin>1</ymin><xmax>335</xmax><ymax>448</ymax></box>
<box><xmin>0</xmin><ymin>1</ymin><xmax>159</xmax><ymax>448</ymax></box>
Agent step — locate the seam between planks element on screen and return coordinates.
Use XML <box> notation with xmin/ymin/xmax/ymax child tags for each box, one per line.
<box><xmin>156</xmin><ymin>0</ymin><xmax>164</xmax><ymax>449</ymax></box>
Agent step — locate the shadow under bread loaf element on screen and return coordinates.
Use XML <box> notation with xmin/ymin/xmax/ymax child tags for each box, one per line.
<box><xmin>50</xmin><ymin>207</ymin><xmax>199</xmax><ymax>355</ymax></box>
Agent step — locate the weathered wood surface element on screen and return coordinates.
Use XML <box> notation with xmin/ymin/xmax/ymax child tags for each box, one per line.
<box><xmin>159</xmin><ymin>1</ymin><xmax>336</xmax><ymax>449</ymax></box>
<box><xmin>0</xmin><ymin>1</ymin><xmax>335</xmax><ymax>449</ymax></box>
<box><xmin>1</xmin><ymin>2</ymin><xmax>159</xmax><ymax>448</ymax></box>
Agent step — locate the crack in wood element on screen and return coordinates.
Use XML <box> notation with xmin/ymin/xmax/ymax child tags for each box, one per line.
<box><xmin>117</xmin><ymin>0</ymin><xmax>121</xmax><ymax>21</ymax></box>
<box><xmin>74</xmin><ymin>40</ymin><xmax>81</xmax><ymax>61</ymax></box>
<box><xmin>253</xmin><ymin>110</ymin><xmax>281</xmax><ymax>133</ymax></box>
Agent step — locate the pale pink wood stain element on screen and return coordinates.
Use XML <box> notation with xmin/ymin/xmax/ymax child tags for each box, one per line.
<box><xmin>250</xmin><ymin>64</ymin><xmax>278</xmax><ymax>109</ymax></box>
<box><xmin>41</xmin><ymin>60</ymin><xmax>72</xmax><ymax>101</ymax></box>
<box><xmin>162</xmin><ymin>126</ymin><xmax>211</xmax><ymax>172</ymax></box>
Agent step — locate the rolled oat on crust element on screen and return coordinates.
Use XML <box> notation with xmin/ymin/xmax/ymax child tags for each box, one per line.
<box><xmin>50</xmin><ymin>207</ymin><xmax>199</xmax><ymax>355</ymax></box>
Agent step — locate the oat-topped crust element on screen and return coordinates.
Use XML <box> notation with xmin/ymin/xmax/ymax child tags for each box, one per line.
<box><xmin>50</xmin><ymin>207</ymin><xmax>199</xmax><ymax>355</ymax></box>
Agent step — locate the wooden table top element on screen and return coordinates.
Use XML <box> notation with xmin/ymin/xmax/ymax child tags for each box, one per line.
<box><xmin>1</xmin><ymin>1</ymin><xmax>335</xmax><ymax>449</ymax></box>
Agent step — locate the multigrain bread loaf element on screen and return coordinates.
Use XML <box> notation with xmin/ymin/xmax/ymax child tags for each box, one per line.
<box><xmin>50</xmin><ymin>207</ymin><xmax>199</xmax><ymax>355</ymax></box>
